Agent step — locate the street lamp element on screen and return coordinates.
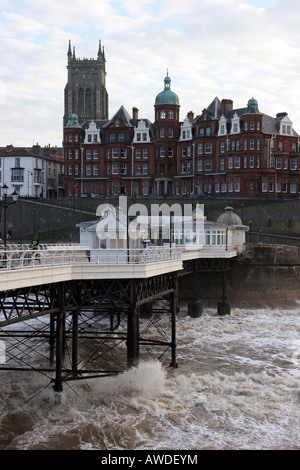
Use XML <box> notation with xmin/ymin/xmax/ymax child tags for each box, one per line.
<box><xmin>1</xmin><ymin>184</ymin><xmax>19</xmax><ymax>248</ymax></box>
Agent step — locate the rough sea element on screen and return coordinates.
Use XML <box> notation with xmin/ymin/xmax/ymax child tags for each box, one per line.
<box><xmin>0</xmin><ymin>301</ymin><xmax>300</xmax><ymax>451</ymax></box>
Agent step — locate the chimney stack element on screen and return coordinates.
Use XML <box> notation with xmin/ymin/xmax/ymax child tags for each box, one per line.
<box><xmin>132</xmin><ymin>107</ymin><xmax>139</xmax><ymax>125</ymax></box>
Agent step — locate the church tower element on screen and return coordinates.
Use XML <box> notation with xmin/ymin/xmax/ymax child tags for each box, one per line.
<box><xmin>64</xmin><ymin>40</ymin><xmax>109</xmax><ymax>126</ymax></box>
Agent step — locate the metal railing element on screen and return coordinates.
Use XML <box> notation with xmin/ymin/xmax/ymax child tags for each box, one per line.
<box><xmin>0</xmin><ymin>246</ymin><xmax>183</xmax><ymax>271</ymax></box>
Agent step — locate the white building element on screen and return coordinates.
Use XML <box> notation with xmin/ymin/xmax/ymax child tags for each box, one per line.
<box><xmin>0</xmin><ymin>145</ymin><xmax>64</xmax><ymax>199</ymax></box>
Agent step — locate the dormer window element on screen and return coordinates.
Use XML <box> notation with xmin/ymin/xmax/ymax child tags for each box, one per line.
<box><xmin>179</xmin><ymin>117</ymin><xmax>192</xmax><ymax>141</ymax></box>
<box><xmin>133</xmin><ymin>120</ymin><xmax>150</xmax><ymax>143</ymax></box>
<box><xmin>84</xmin><ymin>120</ymin><xmax>101</xmax><ymax>144</ymax></box>
<box><xmin>218</xmin><ymin>115</ymin><xmax>227</xmax><ymax>136</ymax></box>
<box><xmin>231</xmin><ymin>113</ymin><xmax>240</xmax><ymax>134</ymax></box>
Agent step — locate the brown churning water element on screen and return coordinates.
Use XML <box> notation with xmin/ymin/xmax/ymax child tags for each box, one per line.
<box><xmin>0</xmin><ymin>302</ymin><xmax>300</xmax><ymax>450</ymax></box>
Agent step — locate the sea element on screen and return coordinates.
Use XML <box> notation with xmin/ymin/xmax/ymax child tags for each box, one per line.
<box><xmin>0</xmin><ymin>300</ymin><xmax>300</xmax><ymax>451</ymax></box>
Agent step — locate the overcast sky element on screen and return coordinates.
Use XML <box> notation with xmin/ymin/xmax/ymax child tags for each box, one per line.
<box><xmin>1</xmin><ymin>0</ymin><xmax>300</xmax><ymax>147</ymax></box>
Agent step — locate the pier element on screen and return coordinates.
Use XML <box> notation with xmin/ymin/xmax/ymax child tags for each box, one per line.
<box><xmin>0</xmin><ymin>207</ymin><xmax>247</xmax><ymax>395</ymax></box>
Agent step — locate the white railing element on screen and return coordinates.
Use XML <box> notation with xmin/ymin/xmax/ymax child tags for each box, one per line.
<box><xmin>0</xmin><ymin>243</ymin><xmax>89</xmax><ymax>251</ymax></box>
<box><xmin>0</xmin><ymin>246</ymin><xmax>183</xmax><ymax>271</ymax></box>
<box><xmin>89</xmin><ymin>246</ymin><xmax>183</xmax><ymax>265</ymax></box>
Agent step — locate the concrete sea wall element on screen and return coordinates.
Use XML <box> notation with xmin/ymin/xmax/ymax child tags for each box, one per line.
<box><xmin>180</xmin><ymin>244</ymin><xmax>300</xmax><ymax>306</ymax></box>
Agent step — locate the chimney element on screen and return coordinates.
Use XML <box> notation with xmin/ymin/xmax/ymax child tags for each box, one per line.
<box><xmin>187</xmin><ymin>111</ymin><xmax>194</xmax><ymax>122</ymax></box>
<box><xmin>221</xmin><ymin>99</ymin><xmax>233</xmax><ymax>117</ymax></box>
<box><xmin>132</xmin><ymin>107</ymin><xmax>139</xmax><ymax>125</ymax></box>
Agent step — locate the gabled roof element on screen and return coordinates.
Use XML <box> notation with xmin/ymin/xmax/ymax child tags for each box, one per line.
<box><xmin>103</xmin><ymin>105</ymin><xmax>132</xmax><ymax>128</ymax></box>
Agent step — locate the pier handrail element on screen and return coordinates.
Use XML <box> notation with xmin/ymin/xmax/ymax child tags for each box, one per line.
<box><xmin>0</xmin><ymin>246</ymin><xmax>183</xmax><ymax>271</ymax></box>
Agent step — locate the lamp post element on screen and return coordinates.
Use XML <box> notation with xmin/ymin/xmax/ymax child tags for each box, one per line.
<box><xmin>1</xmin><ymin>184</ymin><xmax>19</xmax><ymax>249</ymax></box>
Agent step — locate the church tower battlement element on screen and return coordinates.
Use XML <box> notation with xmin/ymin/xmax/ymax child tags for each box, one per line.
<box><xmin>64</xmin><ymin>40</ymin><xmax>109</xmax><ymax>127</ymax></box>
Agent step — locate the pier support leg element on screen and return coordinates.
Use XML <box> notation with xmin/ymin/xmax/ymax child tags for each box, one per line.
<box><xmin>72</xmin><ymin>311</ymin><xmax>79</xmax><ymax>376</ymax></box>
<box><xmin>49</xmin><ymin>313</ymin><xmax>55</xmax><ymax>365</ymax></box>
<box><xmin>53</xmin><ymin>284</ymin><xmax>65</xmax><ymax>393</ymax></box>
<box><xmin>170</xmin><ymin>275</ymin><xmax>178</xmax><ymax>368</ymax></box>
<box><xmin>127</xmin><ymin>280</ymin><xmax>139</xmax><ymax>368</ymax></box>
<box><xmin>188</xmin><ymin>268</ymin><xmax>203</xmax><ymax>318</ymax></box>
<box><xmin>53</xmin><ymin>312</ymin><xmax>63</xmax><ymax>393</ymax></box>
<box><xmin>218</xmin><ymin>260</ymin><xmax>230</xmax><ymax>316</ymax></box>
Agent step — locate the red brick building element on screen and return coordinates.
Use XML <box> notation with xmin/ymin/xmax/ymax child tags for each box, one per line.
<box><xmin>63</xmin><ymin>74</ymin><xmax>300</xmax><ymax>199</ymax></box>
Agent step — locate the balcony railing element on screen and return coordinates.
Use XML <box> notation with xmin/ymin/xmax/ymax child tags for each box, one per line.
<box><xmin>0</xmin><ymin>246</ymin><xmax>183</xmax><ymax>271</ymax></box>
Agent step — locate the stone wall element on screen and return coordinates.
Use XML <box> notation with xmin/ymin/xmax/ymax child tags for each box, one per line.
<box><xmin>179</xmin><ymin>243</ymin><xmax>300</xmax><ymax>306</ymax></box>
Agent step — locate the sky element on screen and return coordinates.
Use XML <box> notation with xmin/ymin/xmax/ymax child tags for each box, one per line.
<box><xmin>1</xmin><ymin>0</ymin><xmax>300</xmax><ymax>147</ymax></box>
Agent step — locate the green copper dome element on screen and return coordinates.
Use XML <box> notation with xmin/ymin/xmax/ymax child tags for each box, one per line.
<box><xmin>65</xmin><ymin>113</ymin><xmax>81</xmax><ymax>128</ymax></box>
<box><xmin>155</xmin><ymin>73</ymin><xmax>180</xmax><ymax>106</ymax></box>
<box><xmin>247</xmin><ymin>98</ymin><xmax>259</xmax><ymax>113</ymax></box>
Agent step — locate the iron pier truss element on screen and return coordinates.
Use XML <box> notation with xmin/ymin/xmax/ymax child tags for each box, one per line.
<box><xmin>0</xmin><ymin>258</ymin><xmax>231</xmax><ymax>395</ymax></box>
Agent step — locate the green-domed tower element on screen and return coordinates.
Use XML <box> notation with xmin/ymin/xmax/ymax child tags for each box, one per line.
<box><xmin>154</xmin><ymin>72</ymin><xmax>181</xmax><ymax>197</ymax></box>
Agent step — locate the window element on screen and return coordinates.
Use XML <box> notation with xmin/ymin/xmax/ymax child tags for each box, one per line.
<box><xmin>250</xmin><ymin>121</ymin><xmax>255</xmax><ymax>130</ymax></box>
<box><xmin>168</xmin><ymin>110</ymin><xmax>174</xmax><ymax>119</ymax></box>
<box><xmin>220</xmin><ymin>158</ymin><xmax>225</xmax><ymax>171</ymax></box>
<box><xmin>198</xmin><ymin>160</ymin><xmax>203</xmax><ymax>172</ymax></box>
<box><xmin>121</xmin><ymin>163</ymin><xmax>127</xmax><ymax>175</ymax></box>
<box><xmin>136</xmin><ymin>149</ymin><xmax>141</xmax><ymax>159</ymax></box>
<box><xmin>143</xmin><ymin>148</ymin><xmax>148</xmax><ymax>159</ymax></box>
<box><xmin>235</xmin><ymin>156</ymin><xmax>240</xmax><ymax>168</ymax></box>
<box><xmin>168</xmin><ymin>147</ymin><xmax>173</xmax><ymax>157</ymax></box>
<box><xmin>276</xmin><ymin>157</ymin><xmax>282</xmax><ymax>169</ymax></box>
<box><xmin>143</xmin><ymin>163</ymin><xmax>148</xmax><ymax>175</ymax></box>
<box><xmin>86</xmin><ymin>164</ymin><xmax>92</xmax><ymax>176</ymax></box>
<box><xmin>112</xmin><ymin>164</ymin><xmax>119</xmax><ymax>175</ymax></box>
<box><xmin>136</xmin><ymin>163</ymin><xmax>141</xmax><ymax>175</ymax></box>
<box><xmin>68</xmin><ymin>149</ymin><xmax>72</xmax><ymax>159</ymax></box>
<box><xmin>169</xmin><ymin>128</ymin><xmax>173</xmax><ymax>138</ymax></box>
<box><xmin>93</xmin><ymin>165</ymin><xmax>99</xmax><ymax>176</ymax></box>
<box><xmin>11</xmin><ymin>168</ymin><xmax>24</xmax><ymax>182</ymax></box>
<box><xmin>110</xmin><ymin>133</ymin><xmax>117</xmax><ymax>142</ymax></box>
<box><xmin>143</xmin><ymin>181</ymin><xmax>148</xmax><ymax>195</ymax></box>
<box><xmin>250</xmin><ymin>138</ymin><xmax>255</xmax><ymax>150</ymax></box>
<box><xmin>234</xmin><ymin>179</ymin><xmax>240</xmax><ymax>192</ymax></box>
<box><xmin>112</xmin><ymin>148</ymin><xmax>119</xmax><ymax>158</ymax></box>
<box><xmin>228</xmin><ymin>156</ymin><xmax>233</xmax><ymax>169</ymax></box>
<box><xmin>291</xmin><ymin>158</ymin><xmax>297</xmax><ymax>170</ymax></box>
<box><xmin>118</xmin><ymin>133</ymin><xmax>125</xmax><ymax>142</ymax></box>
<box><xmin>120</xmin><ymin>148</ymin><xmax>127</xmax><ymax>158</ymax></box>
<box><xmin>220</xmin><ymin>142</ymin><xmax>225</xmax><ymax>153</ymax></box>
<box><xmin>198</xmin><ymin>143</ymin><xmax>203</xmax><ymax>154</ymax></box>
<box><xmin>160</xmin><ymin>110</ymin><xmax>166</xmax><ymax>119</ymax></box>
<box><xmin>86</xmin><ymin>150</ymin><xmax>92</xmax><ymax>160</ymax></box>
<box><xmin>75</xmin><ymin>149</ymin><xmax>78</xmax><ymax>160</ymax></box>
<box><xmin>160</xmin><ymin>147</ymin><xmax>165</xmax><ymax>158</ymax></box>
<box><xmin>143</xmin><ymin>133</ymin><xmax>147</xmax><ymax>141</ymax></box>
<box><xmin>244</xmin><ymin>156</ymin><xmax>247</xmax><ymax>168</ymax></box>
<box><xmin>137</xmin><ymin>133</ymin><xmax>141</xmax><ymax>142</ymax></box>
<box><xmin>206</xmin><ymin>127</ymin><xmax>211</xmax><ymax>136</ymax></box>
<box><xmin>250</xmin><ymin>156</ymin><xmax>255</xmax><ymax>168</ymax></box>
<box><xmin>205</xmin><ymin>143</ymin><xmax>212</xmax><ymax>154</ymax></box>
<box><xmin>160</xmin><ymin>128</ymin><xmax>165</xmax><ymax>138</ymax></box>
<box><xmin>205</xmin><ymin>160</ymin><xmax>212</xmax><ymax>171</ymax></box>
<box><xmin>93</xmin><ymin>150</ymin><xmax>99</xmax><ymax>159</ymax></box>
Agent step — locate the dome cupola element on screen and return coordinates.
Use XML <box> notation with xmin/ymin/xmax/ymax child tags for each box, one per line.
<box><xmin>155</xmin><ymin>72</ymin><xmax>180</xmax><ymax>106</ymax></box>
<box><xmin>216</xmin><ymin>207</ymin><xmax>242</xmax><ymax>225</ymax></box>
